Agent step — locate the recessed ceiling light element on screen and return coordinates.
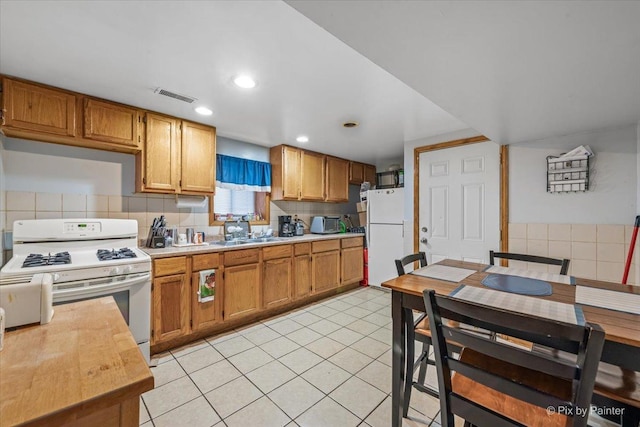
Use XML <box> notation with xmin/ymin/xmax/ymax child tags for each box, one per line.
<box><xmin>296</xmin><ymin>135</ymin><xmax>309</xmax><ymax>143</ymax></box>
<box><xmin>233</xmin><ymin>75</ymin><xmax>256</xmax><ymax>89</ymax></box>
<box><xmin>194</xmin><ymin>106</ymin><xmax>213</xmax><ymax>116</ymax></box>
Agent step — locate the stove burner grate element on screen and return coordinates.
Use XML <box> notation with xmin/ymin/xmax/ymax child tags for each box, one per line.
<box><xmin>22</xmin><ymin>252</ymin><xmax>71</xmax><ymax>268</ymax></box>
<box><xmin>97</xmin><ymin>248</ymin><xmax>138</xmax><ymax>261</ymax></box>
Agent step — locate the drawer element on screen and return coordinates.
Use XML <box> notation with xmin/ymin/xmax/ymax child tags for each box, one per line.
<box><xmin>223</xmin><ymin>248</ymin><xmax>260</xmax><ymax>267</ymax></box>
<box><xmin>263</xmin><ymin>244</ymin><xmax>292</xmax><ymax>260</ymax></box>
<box><xmin>192</xmin><ymin>252</ymin><xmax>220</xmax><ymax>271</ymax></box>
<box><xmin>154</xmin><ymin>256</ymin><xmax>187</xmax><ymax>277</ymax></box>
<box><xmin>294</xmin><ymin>242</ymin><xmax>311</xmax><ymax>256</ymax></box>
<box><xmin>341</xmin><ymin>237</ymin><xmax>364</xmax><ymax>249</ymax></box>
<box><xmin>312</xmin><ymin>239</ymin><xmax>340</xmax><ymax>253</ymax></box>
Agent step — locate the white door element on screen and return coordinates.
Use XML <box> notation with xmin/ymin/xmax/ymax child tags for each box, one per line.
<box><xmin>418</xmin><ymin>141</ymin><xmax>500</xmax><ymax>264</ymax></box>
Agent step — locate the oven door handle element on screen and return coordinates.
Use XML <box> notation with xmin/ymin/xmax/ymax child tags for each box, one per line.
<box><xmin>53</xmin><ymin>273</ymin><xmax>151</xmax><ymax>299</ymax></box>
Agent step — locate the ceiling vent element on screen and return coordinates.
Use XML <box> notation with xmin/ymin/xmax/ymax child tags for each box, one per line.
<box><xmin>154</xmin><ymin>88</ymin><xmax>197</xmax><ymax>104</ymax></box>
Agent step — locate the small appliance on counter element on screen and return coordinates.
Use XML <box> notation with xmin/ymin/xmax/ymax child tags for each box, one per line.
<box><xmin>278</xmin><ymin>215</ymin><xmax>294</xmax><ymax>237</ymax></box>
<box><xmin>0</xmin><ymin>273</ymin><xmax>54</xmax><ymax>328</ymax></box>
<box><xmin>310</xmin><ymin>216</ymin><xmax>341</xmax><ymax>234</ymax></box>
<box><xmin>294</xmin><ymin>219</ymin><xmax>305</xmax><ymax>236</ymax></box>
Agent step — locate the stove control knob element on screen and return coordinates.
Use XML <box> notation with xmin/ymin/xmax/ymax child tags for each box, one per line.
<box><xmin>123</xmin><ymin>265</ymin><xmax>133</xmax><ymax>274</ymax></box>
<box><xmin>52</xmin><ymin>273</ymin><xmax>60</xmax><ymax>282</ymax></box>
<box><xmin>110</xmin><ymin>267</ymin><xmax>121</xmax><ymax>276</ymax></box>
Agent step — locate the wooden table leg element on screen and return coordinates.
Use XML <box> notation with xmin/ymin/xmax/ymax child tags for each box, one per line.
<box><xmin>391</xmin><ymin>290</ymin><xmax>406</xmax><ymax>427</ymax></box>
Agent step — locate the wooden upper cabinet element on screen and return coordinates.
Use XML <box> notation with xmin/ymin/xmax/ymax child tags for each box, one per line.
<box><xmin>83</xmin><ymin>97</ymin><xmax>140</xmax><ymax>149</ymax></box>
<box><xmin>270</xmin><ymin>145</ymin><xmax>301</xmax><ymax>201</ymax></box>
<box><xmin>142</xmin><ymin>113</ymin><xmax>180</xmax><ymax>192</ymax></box>
<box><xmin>364</xmin><ymin>164</ymin><xmax>377</xmax><ymax>187</ymax></box>
<box><xmin>300</xmin><ymin>151</ymin><xmax>325</xmax><ymax>201</ymax></box>
<box><xmin>326</xmin><ymin>156</ymin><xmax>349</xmax><ymax>202</ymax></box>
<box><xmin>349</xmin><ymin>161</ymin><xmax>365</xmax><ymax>185</ymax></box>
<box><xmin>181</xmin><ymin>121</ymin><xmax>216</xmax><ymax>193</ymax></box>
<box><xmin>1</xmin><ymin>77</ymin><xmax>77</xmax><ymax>137</ymax></box>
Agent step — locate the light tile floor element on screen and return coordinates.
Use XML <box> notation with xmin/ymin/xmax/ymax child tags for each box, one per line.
<box><xmin>140</xmin><ymin>286</ymin><xmax>443</xmax><ymax>427</ymax></box>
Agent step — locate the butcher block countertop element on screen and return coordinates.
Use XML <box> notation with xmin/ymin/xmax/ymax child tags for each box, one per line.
<box><xmin>0</xmin><ymin>297</ymin><xmax>154</xmax><ymax>427</ymax></box>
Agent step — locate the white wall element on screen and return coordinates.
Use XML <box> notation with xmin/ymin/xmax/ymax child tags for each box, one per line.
<box><xmin>510</xmin><ymin>124</ymin><xmax>637</xmax><ymax>224</ymax></box>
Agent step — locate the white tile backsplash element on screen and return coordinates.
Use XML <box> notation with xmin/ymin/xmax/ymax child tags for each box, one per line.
<box><xmin>7</xmin><ymin>191</ymin><xmax>35</xmax><ymax>211</ymax></box>
<box><xmin>36</xmin><ymin>192</ymin><xmax>62</xmax><ymax>211</ymax></box>
<box><xmin>597</xmin><ymin>224</ymin><xmax>625</xmax><ymax>244</ymax></box>
<box><xmin>62</xmin><ymin>194</ymin><xmax>87</xmax><ymax>212</ymax></box>
<box><xmin>509</xmin><ymin>222</ymin><xmax>638</xmax><ymax>285</ymax></box>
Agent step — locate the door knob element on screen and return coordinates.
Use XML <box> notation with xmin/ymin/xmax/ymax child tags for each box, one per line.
<box><xmin>421</xmin><ymin>227</ymin><xmax>428</xmax><ymax>232</ymax></box>
<box><xmin>420</xmin><ymin>237</ymin><xmax>428</xmax><ymax>244</ymax></box>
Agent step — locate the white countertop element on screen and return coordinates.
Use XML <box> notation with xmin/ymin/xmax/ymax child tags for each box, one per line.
<box><xmin>141</xmin><ymin>232</ymin><xmax>365</xmax><ymax>259</ymax></box>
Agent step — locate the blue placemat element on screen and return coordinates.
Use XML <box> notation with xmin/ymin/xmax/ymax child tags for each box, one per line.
<box><xmin>480</xmin><ymin>274</ymin><xmax>553</xmax><ymax>296</ymax></box>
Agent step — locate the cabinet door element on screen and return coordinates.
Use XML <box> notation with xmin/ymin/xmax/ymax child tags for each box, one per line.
<box><xmin>181</xmin><ymin>121</ymin><xmax>216</xmax><ymax>193</ymax></box>
<box><xmin>2</xmin><ymin>78</ymin><xmax>76</xmax><ymax>136</ymax></box>
<box><xmin>191</xmin><ymin>271</ymin><xmax>221</xmax><ymax>332</ymax></box>
<box><xmin>223</xmin><ymin>263</ymin><xmax>261</xmax><ymax>321</ymax></box>
<box><xmin>282</xmin><ymin>146</ymin><xmax>301</xmax><ymax>199</ymax></box>
<box><xmin>83</xmin><ymin>97</ymin><xmax>140</xmax><ymax>149</ymax></box>
<box><xmin>349</xmin><ymin>162</ymin><xmax>365</xmax><ymax>185</ymax></box>
<box><xmin>364</xmin><ymin>164</ymin><xmax>377</xmax><ymax>187</ymax></box>
<box><xmin>312</xmin><ymin>250</ymin><xmax>340</xmax><ymax>293</ymax></box>
<box><xmin>153</xmin><ymin>274</ymin><xmax>190</xmax><ymax>344</ymax></box>
<box><xmin>263</xmin><ymin>258</ymin><xmax>292</xmax><ymax>308</ymax></box>
<box><xmin>300</xmin><ymin>151</ymin><xmax>325</xmax><ymax>201</ymax></box>
<box><xmin>144</xmin><ymin>113</ymin><xmax>180</xmax><ymax>192</ymax></box>
<box><xmin>341</xmin><ymin>246</ymin><xmax>364</xmax><ymax>285</ymax></box>
<box><xmin>293</xmin><ymin>254</ymin><xmax>312</xmax><ymax>299</ymax></box>
<box><xmin>326</xmin><ymin>157</ymin><xmax>349</xmax><ymax>202</ymax></box>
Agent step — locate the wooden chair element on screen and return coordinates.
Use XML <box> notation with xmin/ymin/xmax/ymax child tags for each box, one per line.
<box><xmin>424</xmin><ymin>289</ymin><xmax>605</xmax><ymax>427</ymax></box>
<box><xmin>395</xmin><ymin>252</ymin><xmax>439</xmax><ymax>416</ymax></box>
<box><xmin>489</xmin><ymin>250</ymin><xmax>570</xmax><ymax>275</ymax></box>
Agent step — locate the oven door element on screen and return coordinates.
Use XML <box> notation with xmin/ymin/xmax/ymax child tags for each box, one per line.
<box><xmin>52</xmin><ymin>272</ymin><xmax>151</xmax><ymax>346</ymax></box>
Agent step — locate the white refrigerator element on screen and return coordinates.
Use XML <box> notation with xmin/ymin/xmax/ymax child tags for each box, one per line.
<box><xmin>366</xmin><ymin>188</ymin><xmax>404</xmax><ymax>287</ymax></box>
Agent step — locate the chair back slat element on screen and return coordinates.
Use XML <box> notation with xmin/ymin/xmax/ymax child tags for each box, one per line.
<box><xmin>490</xmin><ymin>250</ymin><xmax>570</xmax><ymax>275</ymax></box>
<box><xmin>448</xmin><ymin>358</ymin><xmax>573</xmax><ymax>411</ymax></box>
<box><xmin>444</xmin><ymin>326</ymin><xmax>580</xmax><ymax>380</ymax></box>
<box><xmin>450</xmin><ymin>395</ymin><xmax>527</xmax><ymax>427</ymax></box>
<box><xmin>395</xmin><ymin>252</ymin><xmax>427</xmax><ymax>276</ymax></box>
<box><xmin>425</xmin><ymin>290</ymin><xmax>605</xmax><ymax>427</ymax></box>
<box><xmin>437</xmin><ymin>296</ymin><xmax>587</xmax><ymax>343</ymax></box>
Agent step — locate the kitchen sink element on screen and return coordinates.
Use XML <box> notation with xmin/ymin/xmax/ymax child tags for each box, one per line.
<box><xmin>209</xmin><ymin>236</ymin><xmax>283</xmax><ymax>246</ymax></box>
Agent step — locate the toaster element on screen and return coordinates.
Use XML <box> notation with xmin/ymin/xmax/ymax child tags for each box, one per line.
<box><xmin>310</xmin><ymin>216</ymin><xmax>341</xmax><ymax>234</ymax></box>
<box><xmin>0</xmin><ymin>273</ymin><xmax>54</xmax><ymax>328</ymax></box>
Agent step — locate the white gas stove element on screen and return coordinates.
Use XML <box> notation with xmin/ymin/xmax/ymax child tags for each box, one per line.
<box><xmin>0</xmin><ymin>219</ymin><xmax>151</xmax><ymax>362</ymax></box>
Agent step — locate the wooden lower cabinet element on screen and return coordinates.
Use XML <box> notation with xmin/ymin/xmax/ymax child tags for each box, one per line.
<box><xmin>151</xmin><ymin>238</ymin><xmax>363</xmax><ymax>352</ymax></box>
<box><xmin>191</xmin><ymin>253</ymin><xmax>221</xmax><ymax>332</ymax></box>
<box><xmin>263</xmin><ymin>258</ymin><xmax>292</xmax><ymax>308</ymax></box>
<box><xmin>312</xmin><ymin>250</ymin><xmax>341</xmax><ymax>293</ymax></box>
<box><xmin>294</xmin><ymin>254</ymin><xmax>312</xmax><ymax>298</ymax></box>
<box><xmin>152</xmin><ymin>274</ymin><xmax>190</xmax><ymax>343</ymax></box>
<box><xmin>223</xmin><ymin>263</ymin><xmax>261</xmax><ymax>320</ymax></box>
<box><xmin>341</xmin><ymin>246</ymin><xmax>364</xmax><ymax>285</ymax></box>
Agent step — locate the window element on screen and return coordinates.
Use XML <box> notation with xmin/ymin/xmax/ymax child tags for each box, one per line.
<box><xmin>209</xmin><ymin>189</ymin><xmax>270</xmax><ymax>225</ymax></box>
<box><xmin>209</xmin><ymin>154</ymin><xmax>271</xmax><ymax>225</ymax></box>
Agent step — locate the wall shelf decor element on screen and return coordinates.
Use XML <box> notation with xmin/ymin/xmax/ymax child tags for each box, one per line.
<box><xmin>546</xmin><ymin>154</ymin><xmax>591</xmax><ymax>193</ymax></box>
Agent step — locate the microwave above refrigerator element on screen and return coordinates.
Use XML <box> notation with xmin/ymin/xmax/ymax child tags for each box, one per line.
<box><xmin>376</xmin><ymin>170</ymin><xmax>404</xmax><ymax>188</ymax></box>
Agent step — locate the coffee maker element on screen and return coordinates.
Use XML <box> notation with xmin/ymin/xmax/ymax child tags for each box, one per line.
<box><xmin>278</xmin><ymin>215</ymin><xmax>294</xmax><ymax>237</ymax></box>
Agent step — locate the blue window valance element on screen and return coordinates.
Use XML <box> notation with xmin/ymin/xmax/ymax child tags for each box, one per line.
<box><xmin>216</xmin><ymin>154</ymin><xmax>272</xmax><ymax>192</ymax></box>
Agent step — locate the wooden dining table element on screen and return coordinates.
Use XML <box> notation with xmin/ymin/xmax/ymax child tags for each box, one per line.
<box><xmin>382</xmin><ymin>259</ymin><xmax>640</xmax><ymax>427</ymax></box>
